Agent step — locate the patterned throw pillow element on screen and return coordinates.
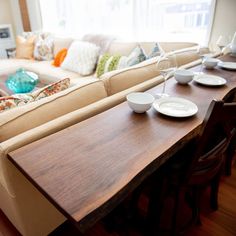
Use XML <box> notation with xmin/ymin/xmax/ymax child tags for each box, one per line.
<box><xmin>32</xmin><ymin>78</ymin><xmax>70</xmax><ymax>101</ymax></box>
<box><xmin>148</xmin><ymin>42</ymin><xmax>163</xmax><ymax>59</ymax></box>
<box><xmin>96</xmin><ymin>54</ymin><xmax>128</xmax><ymax>77</ymax></box>
<box><xmin>0</xmin><ymin>78</ymin><xmax>70</xmax><ymax>113</ymax></box>
<box><xmin>127</xmin><ymin>45</ymin><xmax>147</xmax><ymax>66</ymax></box>
<box><xmin>52</xmin><ymin>48</ymin><xmax>68</xmax><ymax>67</ymax></box>
<box><xmin>0</xmin><ymin>97</ymin><xmax>25</xmax><ymax>113</ymax></box>
<box><xmin>34</xmin><ymin>35</ymin><xmax>54</xmax><ymax>61</ymax></box>
<box><xmin>61</xmin><ymin>41</ymin><xmax>100</xmax><ymax>76</ymax></box>
<box><xmin>96</xmin><ymin>45</ymin><xmax>147</xmax><ymax>77</ymax></box>
<box><xmin>22</xmin><ymin>31</ymin><xmax>50</xmax><ymax>39</ymax></box>
<box><xmin>12</xmin><ymin>93</ymin><xmax>34</xmax><ymax>103</ymax></box>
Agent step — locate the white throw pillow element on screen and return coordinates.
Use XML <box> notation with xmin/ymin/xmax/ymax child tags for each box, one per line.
<box><xmin>61</xmin><ymin>41</ymin><xmax>100</xmax><ymax>75</ymax></box>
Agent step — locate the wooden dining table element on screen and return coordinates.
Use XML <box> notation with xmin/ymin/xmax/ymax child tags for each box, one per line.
<box><xmin>8</xmin><ymin>54</ymin><xmax>236</xmax><ymax>233</ymax></box>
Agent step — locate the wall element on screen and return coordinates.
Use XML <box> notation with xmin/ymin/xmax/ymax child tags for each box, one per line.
<box><xmin>0</xmin><ymin>0</ymin><xmax>15</xmax><ymax>33</ymax></box>
<box><xmin>210</xmin><ymin>0</ymin><xmax>236</xmax><ymax>48</ymax></box>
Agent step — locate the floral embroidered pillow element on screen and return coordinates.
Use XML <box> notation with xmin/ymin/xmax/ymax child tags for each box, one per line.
<box><xmin>32</xmin><ymin>78</ymin><xmax>70</xmax><ymax>101</ymax></box>
<box><xmin>34</xmin><ymin>35</ymin><xmax>54</xmax><ymax>61</ymax></box>
<box><xmin>12</xmin><ymin>93</ymin><xmax>35</xmax><ymax>103</ymax></box>
<box><xmin>0</xmin><ymin>97</ymin><xmax>25</xmax><ymax>113</ymax></box>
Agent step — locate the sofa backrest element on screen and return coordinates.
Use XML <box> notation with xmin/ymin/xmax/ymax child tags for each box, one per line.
<box><xmin>101</xmin><ymin>48</ymin><xmax>200</xmax><ymax>95</ymax></box>
<box><xmin>101</xmin><ymin>56</ymin><xmax>160</xmax><ymax>95</ymax></box>
<box><xmin>107</xmin><ymin>41</ymin><xmax>198</xmax><ymax>56</ymax></box>
<box><xmin>52</xmin><ymin>36</ymin><xmax>198</xmax><ymax>58</ymax></box>
<box><xmin>0</xmin><ymin>79</ymin><xmax>107</xmax><ymax>142</ymax></box>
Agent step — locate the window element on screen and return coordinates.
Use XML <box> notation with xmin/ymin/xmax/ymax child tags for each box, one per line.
<box><xmin>39</xmin><ymin>0</ymin><xmax>216</xmax><ymax>44</ymax></box>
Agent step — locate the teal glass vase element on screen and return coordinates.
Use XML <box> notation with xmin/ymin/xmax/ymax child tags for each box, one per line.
<box><xmin>6</xmin><ymin>68</ymin><xmax>39</xmax><ymax>93</ymax></box>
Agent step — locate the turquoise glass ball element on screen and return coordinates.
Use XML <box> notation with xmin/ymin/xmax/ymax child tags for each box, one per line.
<box><xmin>6</xmin><ymin>68</ymin><xmax>39</xmax><ymax>93</ymax></box>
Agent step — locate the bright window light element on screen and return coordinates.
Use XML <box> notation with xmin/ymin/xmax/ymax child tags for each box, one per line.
<box><xmin>39</xmin><ymin>0</ymin><xmax>215</xmax><ymax>44</ymax></box>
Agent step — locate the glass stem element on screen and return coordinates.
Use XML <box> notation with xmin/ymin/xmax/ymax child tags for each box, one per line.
<box><xmin>200</xmin><ymin>61</ymin><xmax>203</xmax><ymax>73</ymax></box>
<box><xmin>162</xmin><ymin>77</ymin><xmax>167</xmax><ymax>94</ymax></box>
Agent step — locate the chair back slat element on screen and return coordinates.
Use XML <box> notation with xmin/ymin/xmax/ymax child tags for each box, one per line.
<box><xmin>185</xmin><ymin>99</ymin><xmax>236</xmax><ymax>181</ymax></box>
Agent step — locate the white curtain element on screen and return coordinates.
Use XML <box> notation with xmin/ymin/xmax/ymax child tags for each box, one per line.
<box><xmin>26</xmin><ymin>0</ymin><xmax>42</xmax><ymax>32</ymax></box>
<box><xmin>39</xmin><ymin>0</ymin><xmax>215</xmax><ymax>44</ymax></box>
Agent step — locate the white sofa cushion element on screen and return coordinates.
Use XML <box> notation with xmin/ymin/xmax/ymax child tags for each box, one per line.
<box><xmin>0</xmin><ymin>59</ymin><xmax>36</xmax><ymax>75</ymax></box>
<box><xmin>61</xmin><ymin>41</ymin><xmax>100</xmax><ymax>75</ymax></box>
<box><xmin>23</xmin><ymin>61</ymin><xmax>82</xmax><ymax>84</ymax></box>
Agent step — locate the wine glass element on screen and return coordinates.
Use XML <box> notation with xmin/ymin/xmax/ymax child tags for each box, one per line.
<box><xmin>156</xmin><ymin>53</ymin><xmax>177</xmax><ymax>98</ymax></box>
<box><xmin>197</xmin><ymin>45</ymin><xmax>209</xmax><ymax>74</ymax></box>
<box><xmin>216</xmin><ymin>35</ymin><xmax>229</xmax><ymax>52</ymax></box>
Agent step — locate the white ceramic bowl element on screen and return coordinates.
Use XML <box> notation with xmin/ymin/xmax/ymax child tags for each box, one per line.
<box><xmin>126</xmin><ymin>92</ymin><xmax>155</xmax><ymax>113</ymax></box>
<box><xmin>202</xmin><ymin>58</ymin><xmax>220</xmax><ymax>69</ymax></box>
<box><xmin>174</xmin><ymin>69</ymin><xmax>194</xmax><ymax>84</ymax></box>
<box><xmin>230</xmin><ymin>44</ymin><xmax>236</xmax><ymax>54</ymax></box>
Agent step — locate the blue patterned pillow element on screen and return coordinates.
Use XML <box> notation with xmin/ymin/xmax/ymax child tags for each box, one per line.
<box><xmin>148</xmin><ymin>42</ymin><xmax>163</xmax><ymax>59</ymax></box>
<box><xmin>127</xmin><ymin>45</ymin><xmax>147</xmax><ymax>66</ymax></box>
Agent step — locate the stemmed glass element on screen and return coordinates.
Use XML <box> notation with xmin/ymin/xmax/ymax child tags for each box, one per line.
<box><xmin>197</xmin><ymin>45</ymin><xmax>209</xmax><ymax>74</ymax></box>
<box><xmin>156</xmin><ymin>53</ymin><xmax>177</xmax><ymax>98</ymax></box>
<box><xmin>216</xmin><ymin>35</ymin><xmax>230</xmax><ymax>53</ymax></box>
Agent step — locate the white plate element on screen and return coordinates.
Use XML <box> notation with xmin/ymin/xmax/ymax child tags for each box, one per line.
<box><xmin>218</xmin><ymin>61</ymin><xmax>236</xmax><ymax>70</ymax></box>
<box><xmin>193</xmin><ymin>74</ymin><xmax>226</xmax><ymax>86</ymax></box>
<box><xmin>153</xmin><ymin>97</ymin><xmax>198</xmax><ymax>118</ymax></box>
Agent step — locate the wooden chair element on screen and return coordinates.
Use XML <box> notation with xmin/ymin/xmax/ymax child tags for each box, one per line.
<box><xmin>146</xmin><ymin>99</ymin><xmax>236</xmax><ymax>235</ymax></box>
<box><xmin>223</xmin><ymin>88</ymin><xmax>236</xmax><ymax>176</ymax></box>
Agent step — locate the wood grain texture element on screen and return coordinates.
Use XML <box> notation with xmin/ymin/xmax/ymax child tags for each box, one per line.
<box><xmin>18</xmin><ymin>0</ymin><xmax>31</xmax><ymax>32</ymax></box>
<box><xmin>1</xmin><ymin>164</ymin><xmax>236</xmax><ymax>236</ymax></box>
<box><xmin>0</xmin><ymin>210</ymin><xmax>21</xmax><ymax>236</ymax></box>
<box><xmin>8</xmin><ymin>55</ymin><xmax>236</xmax><ymax>232</ymax></box>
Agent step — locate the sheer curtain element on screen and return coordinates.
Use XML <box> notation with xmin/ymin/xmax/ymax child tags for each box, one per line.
<box><xmin>39</xmin><ymin>0</ymin><xmax>216</xmax><ymax>44</ymax></box>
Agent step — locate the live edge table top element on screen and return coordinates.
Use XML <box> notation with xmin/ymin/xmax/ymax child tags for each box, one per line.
<box><xmin>8</xmin><ymin>55</ymin><xmax>236</xmax><ymax>232</ymax></box>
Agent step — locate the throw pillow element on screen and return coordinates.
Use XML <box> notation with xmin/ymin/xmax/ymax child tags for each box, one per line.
<box><xmin>15</xmin><ymin>35</ymin><xmax>36</xmax><ymax>59</ymax></box>
<box><xmin>148</xmin><ymin>42</ymin><xmax>163</xmax><ymax>59</ymax></box>
<box><xmin>127</xmin><ymin>45</ymin><xmax>147</xmax><ymax>66</ymax></box>
<box><xmin>0</xmin><ymin>78</ymin><xmax>70</xmax><ymax>113</ymax></box>
<box><xmin>12</xmin><ymin>93</ymin><xmax>34</xmax><ymax>103</ymax></box>
<box><xmin>96</xmin><ymin>45</ymin><xmax>147</xmax><ymax>77</ymax></box>
<box><xmin>61</xmin><ymin>41</ymin><xmax>100</xmax><ymax>76</ymax></box>
<box><xmin>96</xmin><ymin>54</ymin><xmax>128</xmax><ymax>78</ymax></box>
<box><xmin>0</xmin><ymin>96</ymin><xmax>25</xmax><ymax>113</ymax></box>
<box><xmin>52</xmin><ymin>48</ymin><xmax>68</xmax><ymax>67</ymax></box>
<box><xmin>34</xmin><ymin>35</ymin><xmax>54</xmax><ymax>61</ymax></box>
<box><xmin>32</xmin><ymin>78</ymin><xmax>70</xmax><ymax>101</ymax></box>
<box><xmin>22</xmin><ymin>31</ymin><xmax>50</xmax><ymax>39</ymax></box>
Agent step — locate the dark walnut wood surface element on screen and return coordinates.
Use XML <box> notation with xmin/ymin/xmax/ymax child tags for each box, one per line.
<box><xmin>8</xmin><ymin>55</ymin><xmax>236</xmax><ymax>232</ymax></box>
